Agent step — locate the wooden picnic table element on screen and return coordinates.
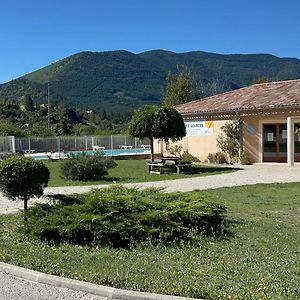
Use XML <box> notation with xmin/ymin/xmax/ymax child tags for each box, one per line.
<box><xmin>158</xmin><ymin>156</ymin><xmax>182</xmax><ymax>165</ymax></box>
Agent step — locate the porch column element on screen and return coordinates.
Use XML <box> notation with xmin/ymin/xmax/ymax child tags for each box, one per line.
<box><xmin>239</xmin><ymin>119</ymin><xmax>244</xmax><ymax>156</ymax></box>
<box><xmin>287</xmin><ymin>116</ymin><xmax>294</xmax><ymax>166</ymax></box>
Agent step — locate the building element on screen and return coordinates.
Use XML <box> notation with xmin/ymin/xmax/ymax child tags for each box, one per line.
<box><xmin>172</xmin><ymin>79</ymin><xmax>300</xmax><ymax>166</ymax></box>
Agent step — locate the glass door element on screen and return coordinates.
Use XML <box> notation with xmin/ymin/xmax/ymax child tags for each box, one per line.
<box><xmin>263</xmin><ymin>124</ymin><xmax>287</xmax><ymax>162</ymax></box>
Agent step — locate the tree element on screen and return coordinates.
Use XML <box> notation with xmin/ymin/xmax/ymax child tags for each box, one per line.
<box><xmin>23</xmin><ymin>95</ymin><xmax>34</xmax><ymax>112</ymax></box>
<box><xmin>253</xmin><ymin>77</ymin><xmax>269</xmax><ymax>85</ymax></box>
<box><xmin>164</xmin><ymin>72</ymin><xmax>194</xmax><ymax>107</ymax></box>
<box><xmin>0</xmin><ymin>156</ymin><xmax>49</xmax><ymax>221</ymax></box>
<box><xmin>216</xmin><ymin>116</ymin><xmax>241</xmax><ymax>163</ymax></box>
<box><xmin>128</xmin><ymin>105</ymin><xmax>186</xmax><ymax>161</ymax></box>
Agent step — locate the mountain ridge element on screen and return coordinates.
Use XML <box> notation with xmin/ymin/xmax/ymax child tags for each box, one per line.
<box><xmin>1</xmin><ymin>49</ymin><xmax>300</xmax><ymax>112</ymax></box>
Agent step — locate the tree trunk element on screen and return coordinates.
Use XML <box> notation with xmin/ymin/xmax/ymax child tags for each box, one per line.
<box><xmin>23</xmin><ymin>197</ymin><xmax>28</xmax><ymax>222</ymax></box>
<box><xmin>150</xmin><ymin>137</ymin><xmax>154</xmax><ymax>161</ymax></box>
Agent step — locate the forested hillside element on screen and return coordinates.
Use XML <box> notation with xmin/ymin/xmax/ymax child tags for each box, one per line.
<box><xmin>1</xmin><ymin>50</ymin><xmax>300</xmax><ymax>112</ymax></box>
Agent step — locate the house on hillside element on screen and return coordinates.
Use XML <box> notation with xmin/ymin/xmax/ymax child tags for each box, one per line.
<box><xmin>170</xmin><ymin>79</ymin><xmax>300</xmax><ymax>166</ymax></box>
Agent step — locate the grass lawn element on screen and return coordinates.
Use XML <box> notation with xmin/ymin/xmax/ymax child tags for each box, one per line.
<box><xmin>1</xmin><ymin>183</ymin><xmax>300</xmax><ymax>299</ymax></box>
<box><xmin>43</xmin><ymin>159</ymin><xmax>235</xmax><ymax>187</ymax></box>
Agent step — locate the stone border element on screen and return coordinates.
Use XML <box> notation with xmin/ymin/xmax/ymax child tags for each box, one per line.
<box><xmin>0</xmin><ymin>262</ymin><xmax>204</xmax><ymax>300</ymax></box>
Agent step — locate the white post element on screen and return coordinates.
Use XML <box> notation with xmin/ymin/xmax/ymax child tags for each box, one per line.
<box><xmin>10</xmin><ymin>136</ymin><xmax>16</xmax><ymax>153</ymax></box>
<box><xmin>287</xmin><ymin>116</ymin><xmax>294</xmax><ymax>166</ymax></box>
<box><xmin>28</xmin><ymin>137</ymin><xmax>31</xmax><ymax>156</ymax></box>
<box><xmin>85</xmin><ymin>136</ymin><xmax>88</xmax><ymax>151</ymax></box>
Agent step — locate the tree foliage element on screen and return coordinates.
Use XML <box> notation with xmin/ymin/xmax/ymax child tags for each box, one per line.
<box><xmin>128</xmin><ymin>105</ymin><xmax>186</xmax><ymax>160</ymax></box>
<box><xmin>164</xmin><ymin>73</ymin><xmax>194</xmax><ymax>107</ymax></box>
<box><xmin>0</xmin><ymin>156</ymin><xmax>49</xmax><ymax>221</ymax></box>
<box><xmin>216</xmin><ymin>117</ymin><xmax>241</xmax><ymax>163</ymax></box>
<box><xmin>253</xmin><ymin>77</ymin><xmax>269</xmax><ymax>85</ymax></box>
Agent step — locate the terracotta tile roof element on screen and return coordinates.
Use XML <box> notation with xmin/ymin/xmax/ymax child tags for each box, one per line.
<box><xmin>175</xmin><ymin>79</ymin><xmax>300</xmax><ymax>115</ymax></box>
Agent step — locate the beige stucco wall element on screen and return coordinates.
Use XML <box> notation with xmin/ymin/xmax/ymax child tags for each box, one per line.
<box><xmin>160</xmin><ymin>120</ymin><xmax>227</xmax><ymax>162</ymax></box>
<box><xmin>156</xmin><ymin>110</ymin><xmax>300</xmax><ymax>163</ymax></box>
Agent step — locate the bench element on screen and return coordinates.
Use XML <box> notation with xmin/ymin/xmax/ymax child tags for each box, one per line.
<box><xmin>147</xmin><ymin>162</ymin><xmax>164</xmax><ymax>174</ymax></box>
<box><xmin>175</xmin><ymin>162</ymin><xmax>192</xmax><ymax>174</ymax></box>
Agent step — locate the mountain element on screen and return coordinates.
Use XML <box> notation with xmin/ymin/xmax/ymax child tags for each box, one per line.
<box><xmin>1</xmin><ymin>50</ymin><xmax>300</xmax><ymax>112</ymax></box>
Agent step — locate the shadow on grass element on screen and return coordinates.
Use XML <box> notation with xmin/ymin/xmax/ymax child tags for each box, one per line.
<box><xmin>164</xmin><ymin>164</ymin><xmax>241</xmax><ymax>175</ymax></box>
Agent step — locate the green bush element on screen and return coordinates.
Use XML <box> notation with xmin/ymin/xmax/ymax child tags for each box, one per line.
<box><xmin>169</xmin><ymin>144</ymin><xmax>199</xmax><ymax>162</ymax></box>
<box><xmin>239</xmin><ymin>151</ymin><xmax>251</xmax><ymax>165</ymax></box>
<box><xmin>0</xmin><ymin>155</ymin><xmax>49</xmax><ymax>220</ymax></box>
<box><xmin>207</xmin><ymin>152</ymin><xmax>227</xmax><ymax>164</ymax></box>
<box><xmin>60</xmin><ymin>153</ymin><xmax>117</xmax><ymax>181</ymax></box>
<box><xmin>24</xmin><ymin>186</ymin><xmax>227</xmax><ymax>247</ymax></box>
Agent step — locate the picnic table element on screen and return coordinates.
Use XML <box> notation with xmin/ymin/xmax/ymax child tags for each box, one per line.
<box><xmin>147</xmin><ymin>156</ymin><xmax>192</xmax><ymax>174</ymax></box>
<box><xmin>158</xmin><ymin>156</ymin><xmax>182</xmax><ymax>165</ymax></box>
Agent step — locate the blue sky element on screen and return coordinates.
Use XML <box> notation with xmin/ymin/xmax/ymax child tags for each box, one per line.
<box><xmin>1</xmin><ymin>0</ymin><xmax>300</xmax><ymax>83</ymax></box>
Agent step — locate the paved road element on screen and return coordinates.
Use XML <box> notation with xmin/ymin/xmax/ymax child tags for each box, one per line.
<box><xmin>1</xmin><ymin>164</ymin><xmax>300</xmax><ymax>215</ymax></box>
<box><xmin>1</xmin><ymin>272</ymin><xmax>106</xmax><ymax>300</ymax></box>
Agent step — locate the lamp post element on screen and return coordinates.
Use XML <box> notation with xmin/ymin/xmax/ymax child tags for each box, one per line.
<box><xmin>47</xmin><ymin>82</ymin><xmax>50</xmax><ymax>128</ymax></box>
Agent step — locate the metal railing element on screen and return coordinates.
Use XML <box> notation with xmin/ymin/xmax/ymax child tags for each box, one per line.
<box><xmin>12</xmin><ymin>135</ymin><xmax>151</xmax><ymax>155</ymax></box>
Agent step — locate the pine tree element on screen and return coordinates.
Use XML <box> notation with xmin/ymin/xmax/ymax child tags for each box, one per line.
<box><xmin>164</xmin><ymin>73</ymin><xmax>194</xmax><ymax>107</ymax></box>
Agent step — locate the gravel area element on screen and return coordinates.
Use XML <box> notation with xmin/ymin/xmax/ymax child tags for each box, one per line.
<box><xmin>0</xmin><ymin>272</ymin><xmax>106</xmax><ymax>300</ymax></box>
<box><xmin>1</xmin><ymin>164</ymin><xmax>300</xmax><ymax>215</ymax></box>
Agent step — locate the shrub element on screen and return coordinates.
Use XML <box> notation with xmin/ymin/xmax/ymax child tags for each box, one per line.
<box><xmin>60</xmin><ymin>153</ymin><xmax>117</xmax><ymax>181</ymax></box>
<box><xmin>239</xmin><ymin>151</ymin><xmax>251</xmax><ymax>165</ymax></box>
<box><xmin>217</xmin><ymin>117</ymin><xmax>241</xmax><ymax>163</ymax></box>
<box><xmin>0</xmin><ymin>156</ymin><xmax>49</xmax><ymax>221</ymax></box>
<box><xmin>207</xmin><ymin>152</ymin><xmax>227</xmax><ymax>164</ymax></box>
<box><xmin>169</xmin><ymin>144</ymin><xmax>199</xmax><ymax>162</ymax></box>
<box><xmin>24</xmin><ymin>186</ymin><xmax>227</xmax><ymax>247</ymax></box>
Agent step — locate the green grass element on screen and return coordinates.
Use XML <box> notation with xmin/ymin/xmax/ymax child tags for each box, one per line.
<box><xmin>43</xmin><ymin>159</ymin><xmax>235</xmax><ymax>187</ymax></box>
<box><xmin>1</xmin><ymin>183</ymin><xmax>300</xmax><ymax>299</ymax></box>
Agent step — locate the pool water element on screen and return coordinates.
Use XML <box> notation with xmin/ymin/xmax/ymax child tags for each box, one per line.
<box><xmin>28</xmin><ymin>148</ymin><xmax>151</xmax><ymax>160</ymax></box>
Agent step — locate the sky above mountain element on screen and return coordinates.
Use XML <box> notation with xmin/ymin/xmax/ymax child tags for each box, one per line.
<box><xmin>1</xmin><ymin>0</ymin><xmax>300</xmax><ymax>83</ymax></box>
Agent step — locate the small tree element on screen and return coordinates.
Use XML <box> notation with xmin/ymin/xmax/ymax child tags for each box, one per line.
<box><xmin>253</xmin><ymin>77</ymin><xmax>269</xmax><ymax>85</ymax></box>
<box><xmin>164</xmin><ymin>72</ymin><xmax>194</xmax><ymax>107</ymax></box>
<box><xmin>216</xmin><ymin>117</ymin><xmax>241</xmax><ymax>163</ymax></box>
<box><xmin>128</xmin><ymin>105</ymin><xmax>186</xmax><ymax>161</ymax></box>
<box><xmin>0</xmin><ymin>156</ymin><xmax>49</xmax><ymax>221</ymax></box>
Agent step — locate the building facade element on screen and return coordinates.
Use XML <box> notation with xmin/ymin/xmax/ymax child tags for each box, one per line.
<box><xmin>171</xmin><ymin>80</ymin><xmax>300</xmax><ymax>166</ymax></box>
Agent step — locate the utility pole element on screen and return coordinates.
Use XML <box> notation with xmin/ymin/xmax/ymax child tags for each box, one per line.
<box><xmin>47</xmin><ymin>82</ymin><xmax>50</xmax><ymax>128</ymax></box>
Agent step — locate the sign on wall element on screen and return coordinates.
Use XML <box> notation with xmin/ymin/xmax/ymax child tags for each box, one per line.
<box><xmin>184</xmin><ymin>120</ymin><xmax>214</xmax><ymax>136</ymax></box>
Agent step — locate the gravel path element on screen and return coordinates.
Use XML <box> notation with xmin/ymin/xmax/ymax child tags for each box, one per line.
<box><xmin>1</xmin><ymin>164</ymin><xmax>300</xmax><ymax>215</ymax></box>
<box><xmin>0</xmin><ymin>272</ymin><xmax>106</xmax><ymax>300</ymax></box>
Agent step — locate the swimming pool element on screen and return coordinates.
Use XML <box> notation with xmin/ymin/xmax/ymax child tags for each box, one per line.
<box><xmin>25</xmin><ymin>148</ymin><xmax>151</xmax><ymax>160</ymax></box>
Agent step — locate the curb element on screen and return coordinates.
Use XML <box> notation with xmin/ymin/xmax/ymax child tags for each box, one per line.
<box><xmin>0</xmin><ymin>262</ymin><xmax>203</xmax><ymax>300</ymax></box>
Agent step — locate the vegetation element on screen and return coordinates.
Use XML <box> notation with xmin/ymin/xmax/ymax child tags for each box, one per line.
<box><xmin>0</xmin><ymin>156</ymin><xmax>49</xmax><ymax>220</ymax></box>
<box><xmin>253</xmin><ymin>76</ymin><xmax>269</xmax><ymax>84</ymax></box>
<box><xmin>129</xmin><ymin>105</ymin><xmax>186</xmax><ymax>160</ymax></box>
<box><xmin>1</xmin><ymin>50</ymin><xmax>300</xmax><ymax>113</ymax></box>
<box><xmin>168</xmin><ymin>144</ymin><xmax>200</xmax><ymax>162</ymax></box>
<box><xmin>207</xmin><ymin>151</ymin><xmax>227</xmax><ymax>164</ymax></box>
<box><xmin>22</xmin><ymin>186</ymin><xmax>226</xmax><ymax>247</ymax></box>
<box><xmin>217</xmin><ymin>116</ymin><xmax>241</xmax><ymax>163</ymax></box>
<box><xmin>60</xmin><ymin>153</ymin><xmax>117</xmax><ymax>181</ymax></box>
<box><xmin>44</xmin><ymin>160</ymin><xmax>234</xmax><ymax>187</ymax></box>
<box><xmin>1</xmin><ymin>183</ymin><xmax>300</xmax><ymax>299</ymax></box>
<box><xmin>164</xmin><ymin>72</ymin><xmax>194</xmax><ymax>106</ymax></box>
<box><xmin>0</xmin><ymin>98</ymin><xmax>131</xmax><ymax>136</ymax></box>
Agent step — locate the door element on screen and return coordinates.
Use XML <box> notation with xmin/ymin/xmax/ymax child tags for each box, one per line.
<box><xmin>263</xmin><ymin>124</ymin><xmax>287</xmax><ymax>162</ymax></box>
